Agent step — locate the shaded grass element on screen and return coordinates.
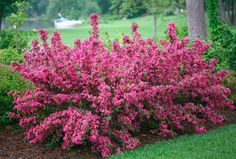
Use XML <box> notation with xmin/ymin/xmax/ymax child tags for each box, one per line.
<box><xmin>109</xmin><ymin>124</ymin><xmax>236</xmax><ymax>159</ymax></box>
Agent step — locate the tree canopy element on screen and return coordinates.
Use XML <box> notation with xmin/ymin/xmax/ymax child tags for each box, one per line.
<box><xmin>0</xmin><ymin>0</ymin><xmax>28</xmax><ymax>29</ymax></box>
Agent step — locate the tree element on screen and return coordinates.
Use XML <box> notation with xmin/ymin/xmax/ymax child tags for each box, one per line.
<box><xmin>144</xmin><ymin>0</ymin><xmax>168</xmax><ymax>38</ymax></box>
<box><xmin>219</xmin><ymin>0</ymin><xmax>226</xmax><ymax>22</ymax></box>
<box><xmin>25</xmin><ymin>0</ymin><xmax>49</xmax><ymax>18</ymax></box>
<box><xmin>110</xmin><ymin>0</ymin><xmax>146</xmax><ymax>18</ymax></box>
<box><xmin>186</xmin><ymin>0</ymin><xmax>207</xmax><ymax>39</ymax></box>
<box><xmin>225</xmin><ymin>0</ymin><xmax>236</xmax><ymax>25</ymax></box>
<box><xmin>110</xmin><ymin>0</ymin><xmax>123</xmax><ymax>16</ymax></box>
<box><xmin>6</xmin><ymin>2</ymin><xmax>27</xmax><ymax>50</ymax></box>
<box><xmin>172</xmin><ymin>0</ymin><xmax>186</xmax><ymax>13</ymax></box>
<box><xmin>46</xmin><ymin>0</ymin><xmax>100</xmax><ymax>19</ymax></box>
<box><xmin>0</xmin><ymin>0</ymin><xmax>27</xmax><ymax>30</ymax></box>
<box><xmin>97</xmin><ymin>0</ymin><xmax>112</xmax><ymax>14</ymax></box>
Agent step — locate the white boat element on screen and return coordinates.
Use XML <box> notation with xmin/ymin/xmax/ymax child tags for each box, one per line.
<box><xmin>54</xmin><ymin>17</ymin><xmax>84</xmax><ymax>29</ymax></box>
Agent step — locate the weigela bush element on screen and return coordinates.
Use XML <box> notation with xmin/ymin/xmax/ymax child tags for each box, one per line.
<box><xmin>9</xmin><ymin>14</ymin><xmax>234</xmax><ymax>157</ymax></box>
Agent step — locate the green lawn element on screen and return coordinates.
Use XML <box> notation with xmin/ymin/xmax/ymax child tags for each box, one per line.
<box><xmin>47</xmin><ymin>14</ymin><xmax>187</xmax><ymax>45</ymax></box>
<box><xmin>109</xmin><ymin>124</ymin><xmax>236</xmax><ymax>159</ymax></box>
<box><xmin>231</xmin><ymin>26</ymin><xmax>236</xmax><ymax>34</ymax></box>
<box><xmin>47</xmin><ymin>14</ymin><xmax>236</xmax><ymax>45</ymax></box>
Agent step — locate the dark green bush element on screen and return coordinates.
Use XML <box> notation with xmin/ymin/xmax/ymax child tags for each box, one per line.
<box><xmin>164</xmin><ymin>7</ymin><xmax>175</xmax><ymax>16</ymax></box>
<box><xmin>0</xmin><ymin>65</ymin><xmax>31</xmax><ymax>127</ymax></box>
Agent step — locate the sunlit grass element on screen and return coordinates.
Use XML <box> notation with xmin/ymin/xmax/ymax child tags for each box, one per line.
<box><xmin>110</xmin><ymin>124</ymin><xmax>236</xmax><ymax>159</ymax></box>
<box><xmin>46</xmin><ymin>14</ymin><xmax>236</xmax><ymax>46</ymax></box>
<box><xmin>47</xmin><ymin>14</ymin><xmax>187</xmax><ymax>45</ymax></box>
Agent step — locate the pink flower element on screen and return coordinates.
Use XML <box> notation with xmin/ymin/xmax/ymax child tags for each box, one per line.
<box><xmin>195</xmin><ymin>125</ymin><xmax>206</xmax><ymax>133</ymax></box>
<box><xmin>131</xmin><ymin>23</ymin><xmax>138</xmax><ymax>32</ymax></box>
<box><xmin>90</xmin><ymin>13</ymin><xmax>99</xmax><ymax>38</ymax></box>
<box><xmin>8</xmin><ymin>112</ymin><xmax>20</xmax><ymax>119</ymax></box>
<box><xmin>37</xmin><ymin>29</ymin><xmax>48</xmax><ymax>41</ymax></box>
<box><xmin>89</xmin><ymin>135</ymin><xmax>97</xmax><ymax>143</ymax></box>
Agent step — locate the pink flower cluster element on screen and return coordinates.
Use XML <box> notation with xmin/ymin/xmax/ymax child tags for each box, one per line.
<box><xmin>9</xmin><ymin>14</ymin><xmax>234</xmax><ymax>157</ymax></box>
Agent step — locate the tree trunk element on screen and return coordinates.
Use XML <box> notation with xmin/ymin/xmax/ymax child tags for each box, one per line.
<box><xmin>219</xmin><ymin>0</ymin><xmax>226</xmax><ymax>22</ymax></box>
<box><xmin>153</xmin><ymin>14</ymin><xmax>157</xmax><ymax>38</ymax></box>
<box><xmin>234</xmin><ymin>0</ymin><xmax>236</xmax><ymax>25</ymax></box>
<box><xmin>224</xmin><ymin>0</ymin><xmax>229</xmax><ymax>22</ymax></box>
<box><xmin>186</xmin><ymin>0</ymin><xmax>207</xmax><ymax>39</ymax></box>
<box><xmin>232</xmin><ymin>0</ymin><xmax>236</xmax><ymax>25</ymax></box>
<box><xmin>230</xmin><ymin>0</ymin><xmax>234</xmax><ymax>25</ymax></box>
<box><xmin>0</xmin><ymin>12</ymin><xmax>2</xmax><ymax>30</ymax></box>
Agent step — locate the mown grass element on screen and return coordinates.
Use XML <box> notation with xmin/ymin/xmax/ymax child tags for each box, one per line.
<box><xmin>47</xmin><ymin>14</ymin><xmax>187</xmax><ymax>45</ymax></box>
<box><xmin>47</xmin><ymin>14</ymin><xmax>236</xmax><ymax>45</ymax></box>
<box><xmin>109</xmin><ymin>124</ymin><xmax>236</xmax><ymax>159</ymax></box>
<box><xmin>231</xmin><ymin>26</ymin><xmax>236</xmax><ymax>34</ymax></box>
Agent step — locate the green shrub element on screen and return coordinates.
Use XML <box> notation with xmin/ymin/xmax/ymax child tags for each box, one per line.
<box><xmin>163</xmin><ymin>25</ymin><xmax>188</xmax><ymax>40</ymax></box>
<box><xmin>204</xmin><ymin>31</ymin><xmax>236</xmax><ymax>71</ymax></box>
<box><xmin>0</xmin><ymin>48</ymin><xmax>23</xmax><ymax>65</ymax></box>
<box><xmin>223</xmin><ymin>71</ymin><xmax>236</xmax><ymax>106</ymax></box>
<box><xmin>205</xmin><ymin>1</ymin><xmax>236</xmax><ymax>71</ymax></box>
<box><xmin>0</xmin><ymin>65</ymin><xmax>31</xmax><ymax>127</ymax></box>
<box><xmin>0</xmin><ymin>30</ymin><xmax>35</xmax><ymax>51</ymax></box>
<box><xmin>175</xmin><ymin>25</ymin><xmax>188</xmax><ymax>38</ymax></box>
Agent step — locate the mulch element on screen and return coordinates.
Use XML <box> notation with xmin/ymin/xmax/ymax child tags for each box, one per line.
<box><xmin>0</xmin><ymin>110</ymin><xmax>236</xmax><ymax>159</ymax></box>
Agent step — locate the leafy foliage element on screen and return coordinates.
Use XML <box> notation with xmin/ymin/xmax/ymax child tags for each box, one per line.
<box><xmin>1</xmin><ymin>2</ymin><xmax>34</xmax><ymax>51</ymax></box>
<box><xmin>9</xmin><ymin>14</ymin><xmax>233</xmax><ymax>157</ymax></box>
<box><xmin>0</xmin><ymin>29</ymin><xmax>34</xmax><ymax>50</ymax></box>
<box><xmin>46</xmin><ymin>0</ymin><xmax>101</xmax><ymax>19</ymax></box>
<box><xmin>25</xmin><ymin>0</ymin><xmax>49</xmax><ymax>18</ymax></box>
<box><xmin>97</xmin><ymin>0</ymin><xmax>112</xmax><ymax>14</ymax></box>
<box><xmin>223</xmin><ymin>71</ymin><xmax>236</xmax><ymax>105</ymax></box>
<box><xmin>110</xmin><ymin>0</ymin><xmax>146</xmax><ymax>18</ymax></box>
<box><xmin>6</xmin><ymin>1</ymin><xmax>27</xmax><ymax>30</ymax></box>
<box><xmin>205</xmin><ymin>0</ymin><xmax>236</xmax><ymax>70</ymax></box>
<box><xmin>0</xmin><ymin>65</ymin><xmax>31</xmax><ymax>127</ymax></box>
<box><xmin>0</xmin><ymin>48</ymin><xmax>23</xmax><ymax>65</ymax></box>
<box><xmin>0</xmin><ymin>0</ymin><xmax>28</xmax><ymax>29</ymax></box>
<box><xmin>144</xmin><ymin>0</ymin><xmax>169</xmax><ymax>16</ymax></box>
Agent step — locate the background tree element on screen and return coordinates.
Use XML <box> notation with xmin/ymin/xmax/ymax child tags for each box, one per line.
<box><xmin>97</xmin><ymin>0</ymin><xmax>112</xmax><ymax>15</ymax></box>
<box><xmin>110</xmin><ymin>0</ymin><xmax>146</xmax><ymax>18</ymax></box>
<box><xmin>25</xmin><ymin>0</ymin><xmax>49</xmax><ymax>18</ymax></box>
<box><xmin>110</xmin><ymin>0</ymin><xmax>123</xmax><ymax>16</ymax></box>
<box><xmin>144</xmin><ymin>0</ymin><xmax>168</xmax><ymax>38</ymax></box>
<box><xmin>0</xmin><ymin>0</ymin><xmax>27</xmax><ymax>30</ymax></box>
<box><xmin>6</xmin><ymin>2</ymin><xmax>27</xmax><ymax>50</ymax></box>
<box><xmin>171</xmin><ymin>0</ymin><xmax>186</xmax><ymax>14</ymax></box>
<box><xmin>46</xmin><ymin>0</ymin><xmax>100</xmax><ymax>19</ymax></box>
<box><xmin>186</xmin><ymin>0</ymin><xmax>207</xmax><ymax>39</ymax></box>
<box><xmin>222</xmin><ymin>0</ymin><xmax>236</xmax><ymax>25</ymax></box>
<box><xmin>219</xmin><ymin>0</ymin><xmax>226</xmax><ymax>22</ymax></box>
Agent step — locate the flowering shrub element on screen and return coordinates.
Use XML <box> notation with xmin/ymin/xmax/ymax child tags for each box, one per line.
<box><xmin>9</xmin><ymin>14</ymin><xmax>234</xmax><ymax>157</ymax></box>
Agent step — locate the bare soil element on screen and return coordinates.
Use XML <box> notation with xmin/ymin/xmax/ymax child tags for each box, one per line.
<box><xmin>0</xmin><ymin>110</ymin><xmax>236</xmax><ymax>159</ymax></box>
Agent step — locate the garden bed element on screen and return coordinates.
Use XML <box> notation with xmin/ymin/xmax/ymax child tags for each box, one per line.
<box><xmin>0</xmin><ymin>110</ymin><xmax>235</xmax><ymax>159</ymax></box>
